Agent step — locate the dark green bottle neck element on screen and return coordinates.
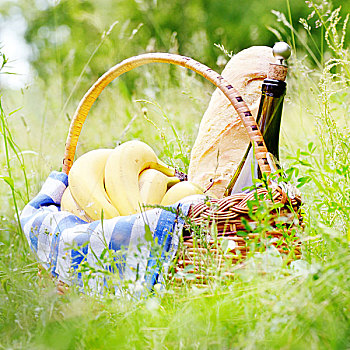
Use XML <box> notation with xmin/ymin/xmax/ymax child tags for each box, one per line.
<box><xmin>256</xmin><ymin>78</ymin><xmax>286</xmax><ymax>161</ymax></box>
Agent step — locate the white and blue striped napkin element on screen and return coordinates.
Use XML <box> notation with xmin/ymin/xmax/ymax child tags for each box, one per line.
<box><xmin>20</xmin><ymin>171</ymin><xmax>202</xmax><ymax>297</ymax></box>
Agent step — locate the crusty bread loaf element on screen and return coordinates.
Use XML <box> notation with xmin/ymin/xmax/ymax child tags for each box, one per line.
<box><xmin>188</xmin><ymin>46</ymin><xmax>275</xmax><ymax>198</ymax></box>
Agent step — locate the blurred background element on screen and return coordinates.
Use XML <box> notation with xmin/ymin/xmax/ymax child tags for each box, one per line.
<box><xmin>1</xmin><ymin>0</ymin><xmax>349</xmax><ymax>90</ymax></box>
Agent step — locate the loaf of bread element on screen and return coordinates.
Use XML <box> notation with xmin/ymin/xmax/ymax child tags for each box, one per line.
<box><xmin>188</xmin><ymin>46</ymin><xmax>275</xmax><ymax>198</ymax></box>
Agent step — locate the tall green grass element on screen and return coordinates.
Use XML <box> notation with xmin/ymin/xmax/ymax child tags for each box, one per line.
<box><xmin>1</xmin><ymin>2</ymin><xmax>350</xmax><ymax>349</ymax></box>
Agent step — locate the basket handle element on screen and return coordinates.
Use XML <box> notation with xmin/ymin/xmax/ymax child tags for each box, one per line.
<box><xmin>63</xmin><ymin>53</ymin><xmax>272</xmax><ymax>176</ymax></box>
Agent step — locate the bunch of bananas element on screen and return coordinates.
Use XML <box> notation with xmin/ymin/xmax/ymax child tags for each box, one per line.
<box><xmin>61</xmin><ymin>140</ymin><xmax>205</xmax><ymax>221</ymax></box>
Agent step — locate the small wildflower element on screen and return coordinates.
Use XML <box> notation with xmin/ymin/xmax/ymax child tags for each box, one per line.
<box><xmin>307</xmin><ymin>10</ymin><xmax>315</xmax><ymax>20</ymax></box>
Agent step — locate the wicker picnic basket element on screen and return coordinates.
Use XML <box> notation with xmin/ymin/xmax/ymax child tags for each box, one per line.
<box><xmin>62</xmin><ymin>52</ymin><xmax>303</xmax><ymax>287</ymax></box>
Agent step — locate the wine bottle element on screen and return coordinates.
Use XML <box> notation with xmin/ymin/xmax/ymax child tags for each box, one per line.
<box><xmin>224</xmin><ymin>42</ymin><xmax>291</xmax><ymax>196</ymax></box>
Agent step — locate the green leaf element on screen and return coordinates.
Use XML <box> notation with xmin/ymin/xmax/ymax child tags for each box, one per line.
<box><xmin>308</xmin><ymin>142</ymin><xmax>315</xmax><ymax>153</ymax></box>
<box><xmin>100</xmin><ymin>248</ymin><xmax>108</xmax><ymax>260</ymax></box>
<box><xmin>299</xmin><ymin>160</ymin><xmax>312</xmax><ymax>167</ymax></box>
<box><xmin>9</xmin><ymin>107</ymin><xmax>23</xmax><ymax>116</ymax></box>
<box><xmin>294</xmin><ymin>167</ymin><xmax>299</xmax><ymax>178</ymax></box>
<box><xmin>144</xmin><ymin>224</ymin><xmax>153</xmax><ymax>242</ymax></box>
<box><xmin>297</xmin><ymin>176</ymin><xmax>312</xmax><ymax>188</ymax></box>
<box><xmin>0</xmin><ymin>176</ymin><xmax>14</xmax><ymax>189</ymax></box>
<box><xmin>237</xmin><ymin>230</ymin><xmax>249</xmax><ymax>237</ymax></box>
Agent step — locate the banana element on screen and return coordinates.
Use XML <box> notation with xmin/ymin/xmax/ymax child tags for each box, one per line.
<box><xmin>160</xmin><ymin>181</ymin><xmax>205</xmax><ymax>206</ymax></box>
<box><xmin>69</xmin><ymin>149</ymin><xmax>120</xmax><ymax>221</ymax></box>
<box><xmin>105</xmin><ymin>140</ymin><xmax>177</xmax><ymax>215</ymax></box>
<box><xmin>139</xmin><ymin>169</ymin><xmax>180</xmax><ymax>206</ymax></box>
<box><xmin>61</xmin><ymin>186</ymin><xmax>92</xmax><ymax>222</ymax></box>
<box><xmin>150</xmin><ymin>159</ymin><xmax>177</xmax><ymax>177</ymax></box>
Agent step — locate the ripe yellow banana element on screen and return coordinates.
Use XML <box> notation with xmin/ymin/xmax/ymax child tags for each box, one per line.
<box><xmin>105</xmin><ymin>140</ymin><xmax>177</xmax><ymax>215</ymax></box>
<box><xmin>139</xmin><ymin>169</ymin><xmax>180</xmax><ymax>206</ymax></box>
<box><xmin>160</xmin><ymin>181</ymin><xmax>204</xmax><ymax>206</ymax></box>
<box><xmin>61</xmin><ymin>186</ymin><xmax>92</xmax><ymax>222</ymax></box>
<box><xmin>69</xmin><ymin>149</ymin><xmax>120</xmax><ymax>221</ymax></box>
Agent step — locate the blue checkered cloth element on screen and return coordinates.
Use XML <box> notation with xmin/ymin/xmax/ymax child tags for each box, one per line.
<box><xmin>20</xmin><ymin>171</ymin><xmax>199</xmax><ymax>296</ymax></box>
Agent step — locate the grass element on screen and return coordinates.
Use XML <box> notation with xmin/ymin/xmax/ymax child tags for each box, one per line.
<box><xmin>1</xmin><ymin>2</ymin><xmax>350</xmax><ymax>349</ymax></box>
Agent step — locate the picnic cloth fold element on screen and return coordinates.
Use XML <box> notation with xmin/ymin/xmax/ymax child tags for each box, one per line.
<box><xmin>20</xmin><ymin>171</ymin><xmax>203</xmax><ymax>297</ymax></box>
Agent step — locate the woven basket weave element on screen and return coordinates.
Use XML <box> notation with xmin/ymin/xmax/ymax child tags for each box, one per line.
<box><xmin>171</xmin><ymin>187</ymin><xmax>302</xmax><ymax>285</ymax></box>
<box><xmin>62</xmin><ymin>53</ymin><xmax>303</xmax><ymax>287</ymax></box>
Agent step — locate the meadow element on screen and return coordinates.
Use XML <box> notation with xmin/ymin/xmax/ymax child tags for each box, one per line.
<box><xmin>0</xmin><ymin>1</ymin><xmax>350</xmax><ymax>348</ymax></box>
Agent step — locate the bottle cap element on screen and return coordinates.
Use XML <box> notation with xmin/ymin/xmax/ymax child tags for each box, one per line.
<box><xmin>267</xmin><ymin>42</ymin><xmax>291</xmax><ymax>81</ymax></box>
<box><xmin>272</xmin><ymin>42</ymin><xmax>292</xmax><ymax>65</ymax></box>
